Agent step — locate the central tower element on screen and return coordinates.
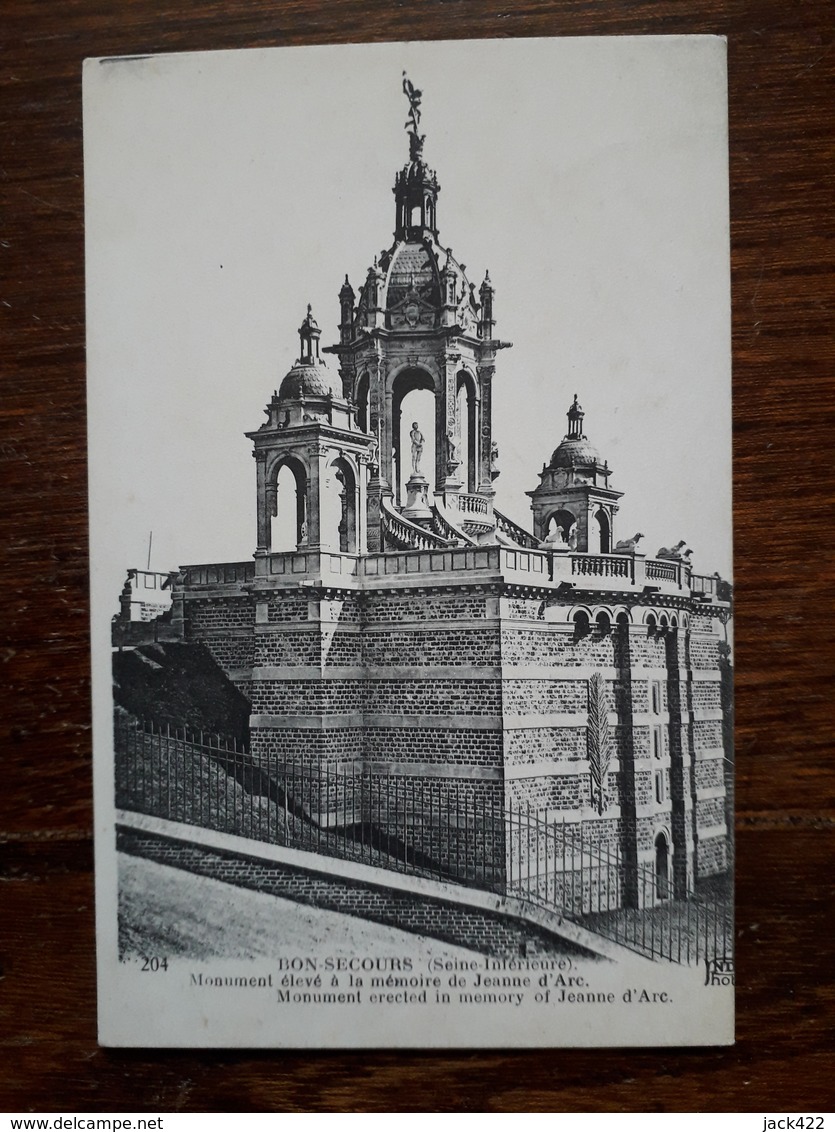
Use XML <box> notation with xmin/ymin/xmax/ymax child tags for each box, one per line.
<box><xmin>325</xmin><ymin>74</ymin><xmax>510</xmax><ymax>550</ymax></box>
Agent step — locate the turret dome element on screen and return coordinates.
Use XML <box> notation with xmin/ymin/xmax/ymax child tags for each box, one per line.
<box><xmin>278</xmin><ymin>360</ymin><xmax>338</xmax><ymax>401</ymax></box>
<box><xmin>550</xmin><ymin>435</ymin><xmax>602</xmax><ymax>469</ymax></box>
<box><xmin>548</xmin><ymin>395</ymin><xmax>606</xmax><ymax>471</ymax></box>
<box><xmin>276</xmin><ymin>305</ymin><xmax>339</xmax><ymax>402</ymax></box>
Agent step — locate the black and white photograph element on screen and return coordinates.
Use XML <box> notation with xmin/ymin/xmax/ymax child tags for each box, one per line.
<box><xmin>86</xmin><ymin>35</ymin><xmax>734</xmax><ymax>1047</ymax></box>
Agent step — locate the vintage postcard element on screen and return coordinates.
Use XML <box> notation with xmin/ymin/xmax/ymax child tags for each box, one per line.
<box><xmin>85</xmin><ymin>36</ymin><xmax>734</xmax><ymax>1047</ymax></box>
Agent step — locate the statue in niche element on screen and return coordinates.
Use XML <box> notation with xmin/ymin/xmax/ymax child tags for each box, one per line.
<box><xmin>446</xmin><ymin>430</ymin><xmax>460</xmax><ymax>467</ymax></box>
<box><xmin>490</xmin><ymin>439</ymin><xmax>500</xmax><ymax>481</ymax></box>
<box><xmin>410</xmin><ymin>422</ymin><xmax>425</xmax><ymax>475</ymax></box>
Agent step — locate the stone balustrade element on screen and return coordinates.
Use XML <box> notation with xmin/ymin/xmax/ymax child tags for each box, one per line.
<box><xmin>180</xmin><ymin>561</ymin><xmax>255</xmax><ymax>586</ymax></box>
<box><xmin>179</xmin><ymin>547</ymin><xmax>708</xmax><ymax>599</ymax></box>
<box><xmin>454</xmin><ymin>492</ymin><xmax>490</xmax><ymax>517</ymax></box>
<box><xmin>493</xmin><ymin>509</ymin><xmax>540</xmax><ymax>549</ymax></box>
<box><xmin>381</xmin><ymin>506</ymin><xmax>452</xmax><ymax>551</ymax></box>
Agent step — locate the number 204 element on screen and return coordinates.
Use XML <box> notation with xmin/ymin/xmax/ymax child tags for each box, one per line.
<box><xmin>140</xmin><ymin>956</ymin><xmax>169</xmax><ymax>972</ymax></box>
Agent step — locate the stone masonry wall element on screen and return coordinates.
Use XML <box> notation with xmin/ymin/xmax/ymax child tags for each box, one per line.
<box><xmin>119</xmin><ymin>828</ymin><xmax>593</xmax><ymax>960</ymax></box>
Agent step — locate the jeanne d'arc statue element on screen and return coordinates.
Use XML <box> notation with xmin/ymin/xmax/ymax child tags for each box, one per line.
<box><xmin>410</xmin><ymin>421</ymin><xmax>425</xmax><ymax>475</ymax></box>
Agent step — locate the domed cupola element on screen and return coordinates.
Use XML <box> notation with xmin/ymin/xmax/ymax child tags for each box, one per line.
<box><xmin>549</xmin><ymin>395</ymin><xmax>604</xmax><ymax>472</ymax></box>
<box><xmin>528</xmin><ymin>395</ymin><xmax>623</xmax><ymax>553</ymax></box>
<box><xmin>323</xmin><ymin>75</ymin><xmax>511</xmax><ymax>551</ymax></box>
<box><xmin>277</xmin><ymin>306</ymin><xmax>339</xmax><ymax>402</ymax></box>
<box><xmin>247</xmin><ymin>305</ymin><xmax>375</xmax><ymax>559</ymax></box>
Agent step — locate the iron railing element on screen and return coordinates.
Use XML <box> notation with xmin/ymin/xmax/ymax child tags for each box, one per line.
<box><xmin>115</xmin><ymin>715</ymin><xmax>732</xmax><ymax>965</ymax></box>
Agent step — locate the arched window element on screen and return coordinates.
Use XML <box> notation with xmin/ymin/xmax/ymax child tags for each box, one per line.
<box><xmin>356</xmin><ymin>372</ymin><xmax>370</xmax><ymax>434</ymax></box>
<box><xmin>271</xmin><ymin>459</ymin><xmax>307</xmax><ymax>552</ymax></box>
<box><xmin>319</xmin><ymin>457</ymin><xmax>358</xmax><ymax>553</ymax></box>
<box><xmin>595</xmin><ymin>508</ymin><xmax>611</xmax><ymax>553</ymax></box>
<box><xmin>655</xmin><ymin>832</ymin><xmax>670</xmax><ymax>901</ymax></box>
<box><xmin>392</xmin><ymin>368</ymin><xmax>436</xmax><ymax>507</ymax></box>
<box><xmin>573</xmin><ymin>610</ymin><xmax>590</xmax><ymax>639</ymax></box>
<box><xmin>456</xmin><ymin>371</ymin><xmax>478</xmax><ymax>492</ymax></box>
<box><xmin>595</xmin><ymin>610</ymin><xmax>611</xmax><ymax>635</ymax></box>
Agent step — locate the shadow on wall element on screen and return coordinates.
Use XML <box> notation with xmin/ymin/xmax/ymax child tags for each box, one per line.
<box><xmin>113</xmin><ymin>642</ymin><xmax>251</xmax><ymax>742</ymax></box>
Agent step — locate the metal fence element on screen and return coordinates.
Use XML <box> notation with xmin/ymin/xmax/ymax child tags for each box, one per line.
<box><xmin>115</xmin><ymin>715</ymin><xmax>732</xmax><ymax>965</ymax></box>
<box><xmin>504</xmin><ymin>802</ymin><xmax>733</xmax><ymax>965</ymax></box>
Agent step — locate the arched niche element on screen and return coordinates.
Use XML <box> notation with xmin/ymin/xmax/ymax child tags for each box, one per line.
<box><xmin>572</xmin><ymin>608</ymin><xmax>591</xmax><ymax>640</ymax></box>
<box><xmin>595</xmin><ymin>507</ymin><xmax>611</xmax><ymax>553</ymax></box>
<box><xmin>270</xmin><ymin>455</ymin><xmax>307</xmax><ymax>552</ymax></box>
<box><xmin>595</xmin><ymin>609</ymin><xmax>612</xmax><ymax>635</ymax></box>
<box><xmin>355</xmin><ymin>372</ymin><xmax>370</xmax><ymax>434</ymax></box>
<box><xmin>547</xmin><ymin>508</ymin><xmax>577</xmax><ymax>546</ymax></box>
<box><xmin>456</xmin><ymin>369</ymin><xmax>478</xmax><ymax>492</ymax></box>
<box><xmin>392</xmin><ymin>367</ymin><xmax>436</xmax><ymax>507</ymax></box>
<box><xmin>654</xmin><ymin>830</ymin><xmax>671</xmax><ymax>901</ymax></box>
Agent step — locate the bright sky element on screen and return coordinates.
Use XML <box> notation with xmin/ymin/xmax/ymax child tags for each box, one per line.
<box><xmin>86</xmin><ymin>36</ymin><xmax>732</xmax><ymax>608</ymax></box>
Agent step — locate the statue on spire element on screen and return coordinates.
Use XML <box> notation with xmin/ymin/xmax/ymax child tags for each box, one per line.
<box><xmin>402</xmin><ymin>72</ymin><xmax>425</xmax><ymax>161</ymax></box>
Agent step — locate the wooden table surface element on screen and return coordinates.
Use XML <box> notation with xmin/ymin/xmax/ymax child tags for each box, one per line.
<box><xmin>2</xmin><ymin>0</ymin><xmax>833</xmax><ymax>1113</ymax></box>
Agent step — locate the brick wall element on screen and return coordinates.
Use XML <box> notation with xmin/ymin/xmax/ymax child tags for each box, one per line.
<box><xmin>364</xmin><ymin>590</ymin><xmax>489</xmax><ymax>622</ymax></box>
<box><xmin>364</xmin><ymin>678</ymin><xmax>501</xmax><ymax>716</ymax></box>
<box><xmin>250</xmin><ymin>679</ymin><xmax>365</xmax><ymax>715</ymax></box>
<box><xmin>693</xmin><ymin>719</ymin><xmax>723</xmax><ymax>748</ymax></box>
<box><xmin>697</xmin><ymin>835</ymin><xmax>728</xmax><ymax>875</ymax></box>
<box><xmin>505</xmin><ymin>725</ymin><xmax>587</xmax><ymax>764</ymax></box>
<box><xmin>690</xmin><ymin>636</ymin><xmax>720</xmax><ymax>669</ymax></box>
<box><xmin>695</xmin><ymin>756</ymin><xmax>724</xmax><ymax>790</ymax></box>
<box><xmin>118</xmin><ymin>828</ymin><xmax>592</xmax><ymax>960</ymax></box>
<box><xmin>502</xmin><ymin>679</ymin><xmax>589</xmax><ymax>714</ymax></box>
<box><xmin>364</xmin><ymin>727</ymin><xmax>503</xmax><ymax>766</ymax></box>
<box><xmin>501</xmin><ymin>627</ymin><xmax>615</xmax><ymax>667</ymax></box>
<box><xmin>251</xmin><ymin>727</ymin><xmax>365</xmax><ymax>768</ymax></box>
<box><xmin>362</xmin><ymin>627</ymin><xmax>500</xmax><ymax>667</ymax></box>
<box><xmin>691</xmin><ymin>682</ymin><xmax>722</xmax><ymax>712</ymax></box>
<box><xmin>266</xmin><ymin>595</ymin><xmax>309</xmax><ymax>622</ymax></box>
<box><xmin>188</xmin><ymin>596</ymin><xmax>255</xmax><ymax>632</ymax></box>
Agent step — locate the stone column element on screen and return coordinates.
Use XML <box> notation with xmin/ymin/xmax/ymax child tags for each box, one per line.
<box><xmin>666</xmin><ymin>628</ymin><xmax>695</xmax><ymax>897</ymax></box>
<box><xmin>305</xmin><ymin>445</ymin><xmax>329</xmax><ymax>550</ymax></box>
<box><xmin>442</xmin><ymin>354</ymin><xmax>462</xmax><ymax>494</ymax></box>
<box><xmin>477</xmin><ymin>363</ymin><xmax>495</xmax><ymax>494</ymax></box>
<box><xmin>434</xmin><ymin>377</ymin><xmax>447</xmax><ymax>494</ymax></box>
<box><xmin>381</xmin><ymin>384</ymin><xmax>394</xmax><ymax>495</ymax></box>
<box><xmin>615</xmin><ymin>619</ymin><xmax>640</xmax><ymax>909</ymax></box>
<box><xmin>255</xmin><ymin>453</ymin><xmax>270</xmax><ymax>552</ymax></box>
<box><xmin>355</xmin><ymin>454</ymin><xmax>368</xmax><ymax>554</ymax></box>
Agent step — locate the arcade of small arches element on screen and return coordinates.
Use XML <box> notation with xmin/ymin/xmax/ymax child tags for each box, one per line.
<box><xmin>267</xmin><ymin>449</ymin><xmax>364</xmax><ymax>555</ymax></box>
<box><xmin>556</xmin><ymin>605</ymin><xmax>690</xmax><ymax>636</ymax></box>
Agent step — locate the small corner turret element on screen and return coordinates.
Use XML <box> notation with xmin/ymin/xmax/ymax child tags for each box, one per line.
<box><xmin>528</xmin><ymin>395</ymin><xmax>622</xmax><ymax>552</ymax></box>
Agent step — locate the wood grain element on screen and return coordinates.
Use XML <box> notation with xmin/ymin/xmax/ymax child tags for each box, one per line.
<box><xmin>2</xmin><ymin>0</ymin><xmax>833</xmax><ymax>1112</ymax></box>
